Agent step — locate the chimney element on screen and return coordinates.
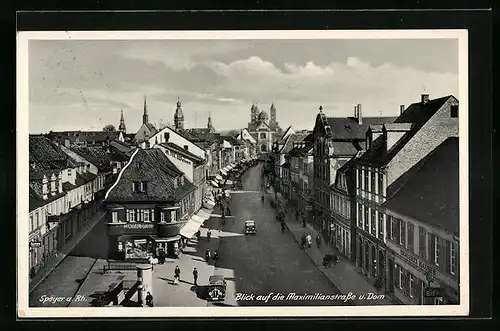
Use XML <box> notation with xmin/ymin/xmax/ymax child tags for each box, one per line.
<box><xmin>354</xmin><ymin>105</ymin><xmax>358</xmax><ymax>118</ymax></box>
<box><xmin>421</xmin><ymin>94</ymin><xmax>430</xmax><ymax>104</ymax></box>
<box><xmin>64</xmin><ymin>137</ymin><xmax>70</xmax><ymax>148</ymax></box>
<box><xmin>400</xmin><ymin>105</ymin><xmax>405</xmax><ymax>115</ymax></box>
<box><xmin>42</xmin><ymin>175</ymin><xmax>49</xmax><ymax>200</ymax></box>
<box><xmin>357</xmin><ymin>104</ymin><xmax>362</xmax><ymax>124</ymax></box>
<box><xmin>184</xmin><ymin>145</ymin><xmax>189</xmax><ymax>151</ymax></box>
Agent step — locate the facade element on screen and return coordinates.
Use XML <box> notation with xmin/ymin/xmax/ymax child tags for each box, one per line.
<box><xmin>135</xmin><ymin>96</ymin><xmax>158</xmax><ymax>145</ymax></box>
<box><xmin>154</xmin><ymin>142</ymin><xmax>207</xmax><ymax>212</ymax></box>
<box><xmin>246</xmin><ymin>103</ymin><xmax>283</xmax><ymax>155</ymax></box>
<box><xmin>271</xmin><ymin>126</ymin><xmax>296</xmax><ymax>192</ymax></box>
<box><xmin>287</xmin><ymin>133</ymin><xmax>313</xmax><ymax>209</ymax></box>
<box><xmin>383</xmin><ymin>138</ymin><xmax>459</xmax><ymax>305</ymax></box>
<box><xmin>104</xmin><ymin>148</ymin><xmax>197</xmax><ymax>260</ymax></box>
<box><xmin>296</xmin><ymin>142</ymin><xmax>314</xmax><ymax>224</ymax></box>
<box><xmin>312</xmin><ymin>105</ymin><xmax>396</xmax><ymax>241</ymax></box>
<box><xmin>28</xmin><ymin>136</ymin><xmax>107</xmax><ymax>279</ymax></box>
<box><xmin>237</xmin><ymin>128</ymin><xmax>257</xmax><ymax>160</ymax></box>
<box><xmin>352</xmin><ymin>94</ymin><xmax>459</xmax><ymax>296</ymax></box>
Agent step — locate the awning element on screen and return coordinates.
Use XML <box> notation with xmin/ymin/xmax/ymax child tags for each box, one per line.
<box><xmin>210</xmin><ymin>180</ymin><xmax>219</xmax><ymax>188</ymax></box>
<box><xmin>191</xmin><ymin>214</ymin><xmax>206</xmax><ymax>224</ymax></box>
<box><xmin>215</xmin><ymin>175</ymin><xmax>223</xmax><ymax>182</ymax></box>
<box><xmin>198</xmin><ymin>208</ymin><xmax>212</xmax><ymax>219</ymax></box>
<box><xmin>150</xmin><ymin>235</ymin><xmax>181</xmax><ymax>243</ymax></box>
<box><xmin>180</xmin><ymin>219</ymin><xmax>203</xmax><ymax>239</ymax></box>
<box><xmin>203</xmin><ymin>199</ymin><xmax>216</xmax><ymax>209</ymax></box>
<box><xmin>224</xmin><ymin>180</ymin><xmax>234</xmax><ymax>185</ymax></box>
<box><xmin>220</xmin><ymin>170</ymin><xmax>228</xmax><ymax>177</ymax></box>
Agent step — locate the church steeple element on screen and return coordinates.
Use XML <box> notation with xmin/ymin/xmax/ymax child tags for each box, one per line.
<box><xmin>119</xmin><ymin>109</ymin><xmax>126</xmax><ymax>133</ymax></box>
<box><xmin>142</xmin><ymin>94</ymin><xmax>149</xmax><ymax>125</ymax></box>
<box><xmin>174</xmin><ymin>97</ymin><xmax>185</xmax><ymax>130</ymax></box>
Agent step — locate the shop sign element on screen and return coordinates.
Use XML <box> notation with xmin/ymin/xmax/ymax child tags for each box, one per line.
<box><xmin>123</xmin><ymin>223</ymin><xmax>156</xmax><ymax>234</ymax></box>
<box><xmin>424</xmin><ymin>287</ymin><xmax>443</xmax><ymax>298</ymax></box>
<box><xmin>400</xmin><ymin>249</ymin><xmax>436</xmax><ymax>276</ymax></box>
<box><xmin>30</xmin><ymin>241</ymin><xmax>42</xmax><ymax>248</ymax></box>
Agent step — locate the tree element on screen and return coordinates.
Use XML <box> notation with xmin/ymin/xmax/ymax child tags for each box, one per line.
<box><xmin>103</xmin><ymin>124</ymin><xmax>116</xmax><ymax>131</ymax></box>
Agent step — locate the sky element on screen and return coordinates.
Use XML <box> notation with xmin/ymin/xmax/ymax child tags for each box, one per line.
<box><xmin>28</xmin><ymin>38</ymin><xmax>459</xmax><ymax>134</ymax></box>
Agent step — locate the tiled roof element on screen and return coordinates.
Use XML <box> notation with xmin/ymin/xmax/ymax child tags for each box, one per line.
<box><xmin>279</xmin><ymin>132</ymin><xmax>310</xmax><ymax>154</ymax></box>
<box><xmin>70</xmin><ymin>146</ymin><xmax>112</xmax><ymax>172</ymax></box>
<box><xmin>384</xmin><ymin>123</ymin><xmax>414</xmax><ymax>131</ymax></box>
<box><xmin>29</xmin><ymin>135</ymin><xmax>79</xmax><ymax>178</ymax></box>
<box><xmin>326</xmin><ymin>116</ymin><xmax>397</xmax><ymax>141</ymax></box>
<box><xmin>29</xmin><ymin>186</ymin><xmax>66</xmax><ymax>212</ymax></box>
<box><xmin>105</xmin><ymin>148</ymin><xmax>195</xmax><ymax>203</ymax></box>
<box><xmin>220</xmin><ymin>135</ymin><xmax>242</xmax><ymax>146</ymax></box>
<box><xmin>109</xmin><ymin>140</ymin><xmax>134</xmax><ymax>156</ymax></box>
<box><xmin>383</xmin><ymin>137</ymin><xmax>459</xmax><ymax>235</ymax></box>
<box><xmin>358</xmin><ymin>96</ymin><xmax>454</xmax><ymax>166</ymax></box>
<box><xmin>331</xmin><ymin>141</ymin><xmax>363</xmax><ymax>156</ymax></box>
<box><xmin>47</xmin><ymin>131</ymin><xmax>121</xmax><ymax>145</ymax></box>
<box><xmin>159</xmin><ymin>143</ymin><xmax>205</xmax><ymax>165</ymax></box>
<box><xmin>144</xmin><ymin>123</ymin><xmax>158</xmax><ymax>135</ymax></box>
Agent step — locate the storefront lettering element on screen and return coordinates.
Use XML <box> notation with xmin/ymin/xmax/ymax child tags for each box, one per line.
<box><xmin>400</xmin><ymin>249</ymin><xmax>436</xmax><ymax>276</ymax></box>
<box><xmin>124</xmin><ymin>223</ymin><xmax>155</xmax><ymax>230</ymax></box>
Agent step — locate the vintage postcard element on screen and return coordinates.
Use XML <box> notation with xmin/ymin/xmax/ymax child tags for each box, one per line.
<box><xmin>17</xmin><ymin>30</ymin><xmax>469</xmax><ymax>318</ymax></box>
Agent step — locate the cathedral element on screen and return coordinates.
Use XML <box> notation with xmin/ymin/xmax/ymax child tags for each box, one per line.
<box><xmin>246</xmin><ymin>103</ymin><xmax>283</xmax><ymax>154</ymax></box>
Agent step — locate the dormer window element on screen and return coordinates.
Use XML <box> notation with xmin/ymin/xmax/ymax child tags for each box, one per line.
<box><xmin>450</xmin><ymin>105</ymin><xmax>458</xmax><ymax>118</ymax></box>
<box><xmin>133</xmin><ymin>181</ymin><xmax>148</xmax><ymax>193</ymax></box>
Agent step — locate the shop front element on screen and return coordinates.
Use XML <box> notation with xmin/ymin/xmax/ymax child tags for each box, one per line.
<box><xmin>356</xmin><ymin>231</ymin><xmax>385</xmax><ymax>282</ymax></box>
<box><xmin>331</xmin><ymin>216</ymin><xmax>351</xmax><ymax>259</ymax></box>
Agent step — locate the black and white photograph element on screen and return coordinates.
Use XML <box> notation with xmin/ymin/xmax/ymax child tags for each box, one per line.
<box><xmin>17</xmin><ymin>30</ymin><xmax>468</xmax><ymax>317</ymax></box>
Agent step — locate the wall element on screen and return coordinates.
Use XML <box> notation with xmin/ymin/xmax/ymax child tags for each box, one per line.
<box><xmin>153</xmin><ymin>145</ymin><xmax>194</xmax><ymax>182</ymax></box>
<box><xmin>149</xmin><ymin>127</ymin><xmax>206</xmax><ymax>160</ymax></box>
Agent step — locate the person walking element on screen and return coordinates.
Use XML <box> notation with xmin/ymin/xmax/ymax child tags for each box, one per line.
<box><xmin>207</xmin><ymin>229</ymin><xmax>212</xmax><ymax>242</ymax></box>
<box><xmin>193</xmin><ymin>267</ymin><xmax>198</xmax><ymax>286</ymax></box>
<box><xmin>174</xmin><ymin>266</ymin><xmax>181</xmax><ymax>284</ymax></box>
<box><xmin>145</xmin><ymin>292</ymin><xmax>154</xmax><ymax>307</ymax></box>
<box><xmin>316</xmin><ymin>234</ymin><xmax>322</xmax><ymax>248</ymax></box>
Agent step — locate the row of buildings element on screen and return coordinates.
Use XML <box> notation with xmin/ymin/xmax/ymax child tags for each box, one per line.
<box><xmin>270</xmin><ymin>94</ymin><xmax>460</xmax><ymax>305</ymax></box>
<box><xmin>28</xmin><ymin>97</ymin><xmax>268</xmax><ymax>280</ymax></box>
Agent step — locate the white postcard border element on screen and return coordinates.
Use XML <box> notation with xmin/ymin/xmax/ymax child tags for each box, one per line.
<box><xmin>17</xmin><ymin>29</ymin><xmax>469</xmax><ymax>318</ymax></box>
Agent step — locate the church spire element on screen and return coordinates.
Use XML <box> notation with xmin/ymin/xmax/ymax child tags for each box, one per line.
<box><xmin>207</xmin><ymin>112</ymin><xmax>214</xmax><ymax>132</ymax></box>
<box><xmin>142</xmin><ymin>94</ymin><xmax>148</xmax><ymax>125</ymax></box>
<box><xmin>174</xmin><ymin>97</ymin><xmax>185</xmax><ymax>130</ymax></box>
<box><xmin>119</xmin><ymin>109</ymin><xmax>126</xmax><ymax>133</ymax></box>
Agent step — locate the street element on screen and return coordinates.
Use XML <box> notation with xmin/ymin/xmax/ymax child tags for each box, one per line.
<box><xmin>207</xmin><ymin>163</ymin><xmax>348</xmax><ymax>306</ymax></box>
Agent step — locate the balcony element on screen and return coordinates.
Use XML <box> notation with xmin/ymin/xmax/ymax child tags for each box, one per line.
<box><xmin>107</xmin><ymin>221</ymin><xmax>183</xmax><ymax>237</ymax></box>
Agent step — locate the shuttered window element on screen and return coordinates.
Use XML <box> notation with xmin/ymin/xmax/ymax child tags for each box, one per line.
<box><xmin>400</xmin><ymin>220</ymin><xmax>406</xmax><ymax>248</ymax></box>
<box><xmin>419</xmin><ymin>226</ymin><xmax>427</xmax><ymax>258</ymax></box>
<box><xmin>450</xmin><ymin>241</ymin><xmax>457</xmax><ymax>275</ymax></box>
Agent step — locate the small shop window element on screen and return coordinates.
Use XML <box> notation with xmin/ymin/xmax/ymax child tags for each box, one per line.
<box><xmin>111</xmin><ymin>211</ymin><xmax>118</xmax><ymax>223</ymax></box>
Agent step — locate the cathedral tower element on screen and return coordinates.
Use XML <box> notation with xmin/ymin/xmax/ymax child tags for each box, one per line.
<box><xmin>174</xmin><ymin>97</ymin><xmax>185</xmax><ymax>130</ymax></box>
<box><xmin>207</xmin><ymin>112</ymin><xmax>214</xmax><ymax>132</ymax></box>
<box><xmin>270</xmin><ymin>103</ymin><xmax>277</xmax><ymax>128</ymax></box>
<box><xmin>118</xmin><ymin>109</ymin><xmax>126</xmax><ymax>133</ymax></box>
<box><xmin>142</xmin><ymin>95</ymin><xmax>149</xmax><ymax>125</ymax></box>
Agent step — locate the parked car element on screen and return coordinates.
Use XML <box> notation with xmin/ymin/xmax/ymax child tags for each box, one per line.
<box><xmin>245</xmin><ymin>220</ymin><xmax>256</xmax><ymax>235</ymax></box>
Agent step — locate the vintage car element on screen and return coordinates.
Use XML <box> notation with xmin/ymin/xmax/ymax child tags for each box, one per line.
<box><xmin>245</xmin><ymin>220</ymin><xmax>256</xmax><ymax>235</ymax></box>
<box><xmin>207</xmin><ymin>275</ymin><xmax>227</xmax><ymax>301</ymax></box>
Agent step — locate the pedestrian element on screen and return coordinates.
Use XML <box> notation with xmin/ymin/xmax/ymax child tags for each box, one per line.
<box><xmin>196</xmin><ymin>230</ymin><xmax>201</xmax><ymax>241</ymax></box>
<box><xmin>207</xmin><ymin>229</ymin><xmax>212</xmax><ymax>242</ymax></box>
<box><xmin>316</xmin><ymin>234</ymin><xmax>321</xmax><ymax>248</ymax></box>
<box><xmin>193</xmin><ymin>267</ymin><xmax>198</xmax><ymax>286</ymax></box>
<box><xmin>205</xmin><ymin>248</ymin><xmax>211</xmax><ymax>261</ymax></box>
<box><xmin>145</xmin><ymin>292</ymin><xmax>154</xmax><ymax>307</ymax></box>
<box><xmin>174</xmin><ymin>265</ymin><xmax>181</xmax><ymax>283</ymax></box>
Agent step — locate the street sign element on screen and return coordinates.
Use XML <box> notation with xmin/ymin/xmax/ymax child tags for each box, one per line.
<box><xmin>424</xmin><ymin>287</ymin><xmax>443</xmax><ymax>298</ymax></box>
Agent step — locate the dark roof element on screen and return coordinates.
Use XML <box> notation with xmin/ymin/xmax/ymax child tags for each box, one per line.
<box><xmin>382</xmin><ymin>138</ymin><xmax>459</xmax><ymax>235</ymax></box>
<box><xmin>144</xmin><ymin>123</ymin><xmax>158</xmax><ymax>134</ymax></box>
<box><xmin>29</xmin><ymin>186</ymin><xmax>66</xmax><ymax>212</ymax></box>
<box><xmin>358</xmin><ymin>96</ymin><xmax>454</xmax><ymax>166</ymax></box>
<box><xmin>332</xmin><ymin>141</ymin><xmax>363</xmax><ymax>156</ymax></box>
<box><xmin>159</xmin><ymin>143</ymin><xmax>205</xmax><ymax>165</ymax></box>
<box><xmin>70</xmin><ymin>146</ymin><xmax>112</xmax><ymax>172</ymax></box>
<box><xmin>280</xmin><ymin>161</ymin><xmax>290</xmax><ymax>169</ymax></box>
<box><xmin>109</xmin><ymin>140</ymin><xmax>134</xmax><ymax>156</ymax></box>
<box><xmin>47</xmin><ymin>131</ymin><xmax>121</xmax><ymax>145</ymax></box>
<box><xmin>220</xmin><ymin>135</ymin><xmax>242</xmax><ymax>146</ymax></box>
<box><xmin>105</xmin><ymin>148</ymin><xmax>195</xmax><ymax>203</ymax></box>
<box><xmin>326</xmin><ymin>116</ymin><xmax>397</xmax><ymax>141</ymax></box>
<box><xmin>384</xmin><ymin>123</ymin><xmax>414</xmax><ymax>131</ymax></box>
<box><xmin>279</xmin><ymin>132</ymin><xmax>310</xmax><ymax>154</ymax></box>
<box><xmin>29</xmin><ymin>135</ymin><xmax>79</xmax><ymax>178</ymax></box>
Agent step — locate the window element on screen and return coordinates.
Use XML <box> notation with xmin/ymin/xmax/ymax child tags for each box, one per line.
<box><xmin>29</xmin><ymin>214</ymin><xmax>34</xmax><ymax>232</ymax></box>
<box><xmin>358</xmin><ymin>204</ymin><xmax>363</xmax><ymax>228</ymax></box>
<box><xmin>409</xmin><ymin>273</ymin><xmax>415</xmax><ymax>298</ymax></box>
<box><xmin>407</xmin><ymin>223</ymin><xmax>415</xmax><ymax>253</ymax></box>
<box><xmin>133</xmin><ymin>181</ymin><xmax>139</xmax><ymax>192</ymax></box>
<box><xmin>370</xmin><ymin>170</ymin><xmax>376</xmax><ymax>194</ymax></box>
<box><xmin>434</xmin><ymin>236</ymin><xmax>440</xmax><ymax>266</ymax></box>
<box><xmin>260</xmin><ymin>132</ymin><xmax>266</xmax><ymax>139</ymax></box>
<box><xmin>357</xmin><ymin>168</ymin><xmax>362</xmax><ymax>189</ymax></box>
<box><xmin>399</xmin><ymin>220</ymin><xmax>406</xmax><ymax>247</ymax></box>
<box><xmin>391</xmin><ymin>217</ymin><xmax>397</xmax><ymax>241</ymax></box>
<box><xmin>419</xmin><ymin>226</ymin><xmax>427</xmax><ymax>258</ymax></box>
<box><xmin>450</xmin><ymin>242</ymin><xmax>457</xmax><ymax>275</ymax></box>
<box><xmin>370</xmin><ymin>209</ymin><xmax>376</xmax><ymax>235</ymax></box>
<box><xmin>378</xmin><ymin>212</ymin><xmax>384</xmax><ymax>239</ymax></box>
<box><xmin>364</xmin><ymin>206</ymin><xmax>369</xmax><ymax>231</ymax></box>
<box><xmin>363</xmin><ymin>169</ymin><xmax>369</xmax><ymax>191</ymax></box>
<box><xmin>68</xmin><ymin>169</ymin><xmax>72</xmax><ymax>176</ymax></box>
<box><xmin>35</xmin><ymin>212</ymin><xmax>40</xmax><ymax>229</ymax></box>
<box><xmin>126</xmin><ymin>209</ymin><xmax>135</xmax><ymax>222</ymax></box>
<box><xmin>398</xmin><ymin>266</ymin><xmax>403</xmax><ymax>289</ymax></box>
<box><xmin>450</xmin><ymin>105</ymin><xmax>458</xmax><ymax>118</ymax></box>
<box><xmin>171</xmin><ymin>210</ymin><xmax>177</xmax><ymax>222</ymax></box>
<box><xmin>140</xmin><ymin>181</ymin><xmax>148</xmax><ymax>193</ymax></box>
<box><xmin>111</xmin><ymin>211</ymin><xmax>118</xmax><ymax>223</ymax></box>
<box><xmin>378</xmin><ymin>173</ymin><xmax>384</xmax><ymax>195</ymax></box>
<box><xmin>144</xmin><ymin>209</ymin><xmax>151</xmax><ymax>222</ymax></box>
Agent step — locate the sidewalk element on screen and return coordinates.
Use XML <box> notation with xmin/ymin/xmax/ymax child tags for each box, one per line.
<box><xmin>271</xmin><ymin>194</ymin><xmax>395</xmax><ymax>305</ymax></box>
<box><xmin>29</xmin><ymin>210</ymin><xmax>106</xmax><ymax>294</ymax></box>
<box><xmin>152</xmin><ymin>225</ymin><xmax>221</xmax><ymax>306</ymax></box>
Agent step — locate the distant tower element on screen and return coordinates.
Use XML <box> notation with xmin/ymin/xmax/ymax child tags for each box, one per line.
<box><xmin>118</xmin><ymin>109</ymin><xmax>126</xmax><ymax>133</ymax></box>
<box><xmin>174</xmin><ymin>97</ymin><xmax>185</xmax><ymax>130</ymax></box>
<box><xmin>207</xmin><ymin>112</ymin><xmax>214</xmax><ymax>132</ymax></box>
<box><xmin>270</xmin><ymin>103</ymin><xmax>277</xmax><ymax>128</ymax></box>
<box><xmin>142</xmin><ymin>95</ymin><xmax>149</xmax><ymax>125</ymax></box>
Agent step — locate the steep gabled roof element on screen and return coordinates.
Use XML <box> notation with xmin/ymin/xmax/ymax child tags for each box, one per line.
<box><xmin>29</xmin><ymin>135</ymin><xmax>79</xmax><ymax>178</ymax></box>
<box><xmin>358</xmin><ymin>95</ymin><xmax>455</xmax><ymax>166</ymax></box>
<box><xmin>279</xmin><ymin>132</ymin><xmax>310</xmax><ymax>154</ymax></box>
<box><xmin>383</xmin><ymin>137</ymin><xmax>459</xmax><ymax>235</ymax></box>
<box><xmin>105</xmin><ymin>148</ymin><xmax>195</xmax><ymax>203</ymax></box>
<box><xmin>159</xmin><ymin>142</ymin><xmax>205</xmax><ymax>166</ymax></box>
<box><xmin>70</xmin><ymin>146</ymin><xmax>112</xmax><ymax>172</ymax></box>
<box><xmin>47</xmin><ymin>131</ymin><xmax>121</xmax><ymax>145</ymax></box>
